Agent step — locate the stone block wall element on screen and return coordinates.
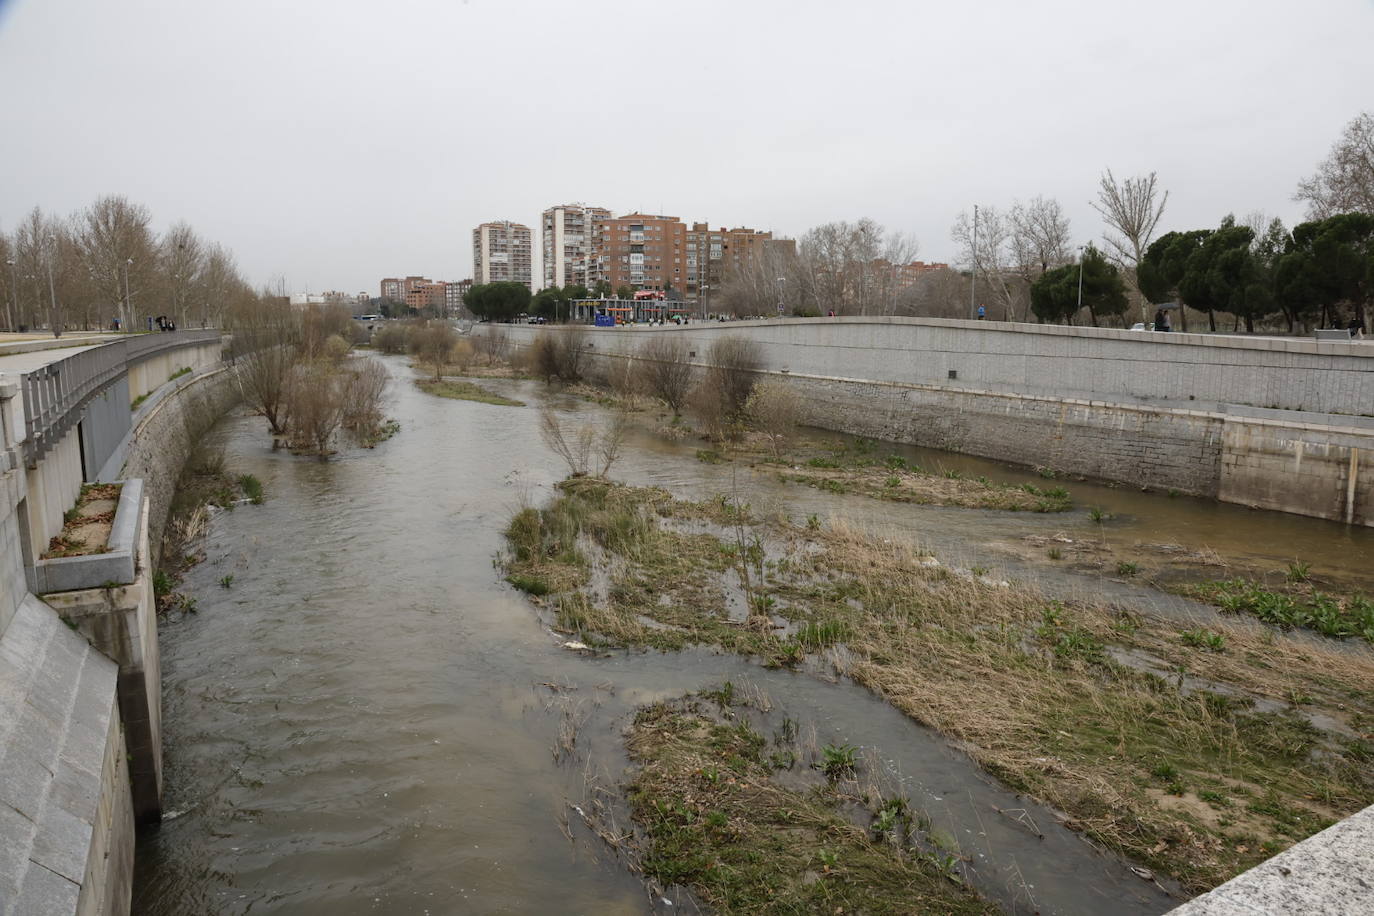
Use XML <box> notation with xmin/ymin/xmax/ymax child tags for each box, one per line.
<box><xmin>118</xmin><ymin>365</ymin><xmax>239</xmax><ymax>568</ymax></box>
<box><xmin>783</xmin><ymin>375</ymin><xmax>1227</xmax><ymax>497</ymax></box>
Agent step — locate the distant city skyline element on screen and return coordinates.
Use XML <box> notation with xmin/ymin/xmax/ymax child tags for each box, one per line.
<box><xmin>1</xmin><ymin>0</ymin><xmax>1370</xmax><ymax>296</ymax></box>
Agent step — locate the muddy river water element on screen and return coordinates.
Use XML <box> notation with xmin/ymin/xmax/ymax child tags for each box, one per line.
<box><xmin>132</xmin><ymin>359</ymin><xmax>1374</xmax><ymax>914</ymax></box>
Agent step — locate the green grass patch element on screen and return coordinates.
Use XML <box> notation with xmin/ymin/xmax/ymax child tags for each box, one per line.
<box><xmin>1186</xmin><ymin>578</ymin><xmax>1374</xmax><ymax>644</ymax></box>
<box><xmin>624</xmin><ymin>698</ymin><xmax>993</xmax><ymax>915</ymax></box>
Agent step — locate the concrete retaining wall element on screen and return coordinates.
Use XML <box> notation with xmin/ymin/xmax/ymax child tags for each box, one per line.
<box><xmin>512</xmin><ymin>317</ymin><xmax>1374</xmax><ymax>414</ymax></box>
<box><xmin>125</xmin><ymin>342</ymin><xmax>220</xmax><ymax>404</ymax></box>
<box><xmin>118</xmin><ymin>365</ymin><xmax>239</xmax><ymax>568</ymax></box>
<box><xmin>43</xmin><ymin>496</ymin><xmax>163</xmax><ymax>824</ymax></box>
<box><xmin>484</xmin><ymin>320</ymin><xmax>1374</xmax><ymax>526</ymax></box>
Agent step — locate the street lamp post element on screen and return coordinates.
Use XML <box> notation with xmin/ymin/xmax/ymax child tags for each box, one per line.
<box><xmin>776</xmin><ymin>277</ymin><xmax>786</xmax><ymax>317</ymax></box>
<box><xmin>3</xmin><ymin>259</ymin><xmax>15</xmax><ymax>333</ymax></box>
<box><xmin>45</xmin><ymin>236</ymin><xmax>61</xmax><ymax>339</ymax></box>
<box><xmin>969</xmin><ymin>204</ymin><xmax>979</xmax><ymax>319</ymax></box>
<box><xmin>1076</xmin><ymin>245</ymin><xmax>1086</xmax><ymax>315</ymax></box>
<box><xmin>122</xmin><ymin>257</ymin><xmax>133</xmax><ymax>332</ymax></box>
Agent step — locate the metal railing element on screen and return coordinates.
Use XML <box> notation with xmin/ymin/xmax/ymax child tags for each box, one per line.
<box><xmin>18</xmin><ymin>330</ymin><xmax>220</xmax><ymax>467</ymax></box>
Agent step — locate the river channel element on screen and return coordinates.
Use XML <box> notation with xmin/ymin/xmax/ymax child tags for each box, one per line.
<box><xmin>132</xmin><ymin>357</ymin><xmax>1374</xmax><ymax>914</ymax></box>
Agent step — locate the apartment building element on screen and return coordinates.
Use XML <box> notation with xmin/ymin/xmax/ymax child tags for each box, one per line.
<box><xmin>473</xmin><ymin>221</ymin><xmax>533</xmax><ymax>290</ymax></box>
<box><xmin>542</xmin><ymin>204</ymin><xmax>611</xmax><ymax>290</ymax></box>
<box><xmin>404</xmin><ymin>280</ymin><xmax>449</xmax><ymax>312</ymax></box>
<box><xmin>380</xmin><ymin>276</ymin><xmax>428</xmax><ymax>302</ymax></box>
<box><xmin>447</xmin><ymin>279</ymin><xmax>472</xmax><ymax>315</ymax></box>
<box><xmin>686</xmin><ymin>225</ymin><xmax>795</xmax><ymax>301</ymax></box>
<box><xmin>589</xmin><ymin>213</ymin><xmax>688</xmax><ymax>294</ymax></box>
<box><xmin>875</xmin><ymin>260</ymin><xmax>952</xmax><ymax>291</ymax></box>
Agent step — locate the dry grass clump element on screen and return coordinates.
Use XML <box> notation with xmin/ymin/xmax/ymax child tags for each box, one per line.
<box><xmin>503</xmin><ymin>480</ymin><xmax>1374</xmax><ymax>894</ymax></box>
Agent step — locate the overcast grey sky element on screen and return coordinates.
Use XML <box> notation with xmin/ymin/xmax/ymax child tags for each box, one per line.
<box><xmin>1</xmin><ymin>0</ymin><xmax>1371</xmax><ymax>295</ymax></box>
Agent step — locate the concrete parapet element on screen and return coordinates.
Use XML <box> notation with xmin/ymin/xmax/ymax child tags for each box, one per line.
<box><xmin>1168</xmin><ymin>803</ymin><xmax>1374</xmax><ymax>915</ymax></box>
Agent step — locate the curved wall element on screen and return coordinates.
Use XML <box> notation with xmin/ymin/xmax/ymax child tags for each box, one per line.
<box><xmin>483</xmin><ymin>319</ymin><xmax>1374</xmax><ymax>526</ymax></box>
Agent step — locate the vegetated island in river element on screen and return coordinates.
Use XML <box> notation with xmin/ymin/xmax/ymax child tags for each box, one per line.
<box><xmin>503</xmin><ymin>476</ymin><xmax>1374</xmax><ymax>903</ymax></box>
<box><xmin>415</xmin><ymin>378</ymin><xmax>525</xmax><ymax>407</ymax></box>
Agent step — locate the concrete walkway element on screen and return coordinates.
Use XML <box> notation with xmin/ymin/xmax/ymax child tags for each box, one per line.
<box><xmin>1169</xmin><ymin>804</ymin><xmax>1374</xmax><ymax>914</ymax></box>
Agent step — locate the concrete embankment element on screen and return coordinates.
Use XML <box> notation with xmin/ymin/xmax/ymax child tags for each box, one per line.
<box><xmin>482</xmin><ymin>317</ymin><xmax>1374</xmax><ymax>526</ymax></box>
<box><xmin>1</xmin><ymin>340</ymin><xmax>238</xmax><ymax>915</ymax></box>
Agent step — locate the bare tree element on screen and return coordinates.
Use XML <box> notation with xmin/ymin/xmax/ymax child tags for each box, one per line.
<box><xmin>951</xmin><ymin>207</ymin><xmax>1021</xmax><ymax>320</ymax></box>
<box><xmin>339</xmin><ymin>357</ymin><xmax>392</xmax><ymax>444</ymax></box>
<box><xmin>795</xmin><ymin>218</ymin><xmax>919</xmax><ymax>316</ymax></box>
<box><xmin>285</xmin><ymin>363</ymin><xmax>347</xmax><ymax>458</ymax></box>
<box><xmin>77</xmin><ymin>195</ymin><xmax>155</xmax><ymax>331</ymax></box>
<box><xmin>234</xmin><ymin>299</ymin><xmax>300</xmax><ymax>435</ymax></box>
<box><xmin>0</xmin><ymin>231</ymin><xmax>15</xmax><ymax>331</ymax></box>
<box><xmin>1010</xmin><ymin>197</ymin><xmax>1073</xmax><ymax>281</ymax></box>
<box><xmin>637</xmin><ymin>335</ymin><xmax>695</xmax><ymax>414</ymax></box>
<box><xmin>1295</xmin><ymin>111</ymin><xmax>1374</xmax><ymax>220</ymax></box>
<box><xmin>1091</xmin><ymin>169</ymin><xmax>1168</xmax><ymax>324</ymax></box>
<box><xmin>159</xmin><ymin>222</ymin><xmax>204</xmax><ymax>328</ymax></box>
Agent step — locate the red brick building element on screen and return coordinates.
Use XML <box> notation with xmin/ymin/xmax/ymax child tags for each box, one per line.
<box><xmin>589</xmin><ymin>213</ymin><xmax>687</xmax><ymax>294</ymax></box>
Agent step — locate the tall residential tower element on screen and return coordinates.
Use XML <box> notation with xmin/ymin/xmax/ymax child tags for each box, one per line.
<box><xmin>472</xmin><ymin>221</ymin><xmax>533</xmax><ymax>290</ymax></box>
<box><xmin>542</xmin><ymin>204</ymin><xmax>611</xmax><ymax>290</ymax></box>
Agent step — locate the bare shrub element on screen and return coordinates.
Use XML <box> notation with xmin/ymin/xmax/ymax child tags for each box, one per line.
<box><xmin>539</xmin><ymin>405</ymin><xmax>627</xmax><ymax>478</ymax></box>
<box><xmin>533</xmin><ymin>327</ymin><xmax>590</xmax><ymax>383</ymax></box>
<box><xmin>372</xmin><ymin>323</ymin><xmax>409</xmax><ymax>354</ymax></box>
<box><xmin>322</xmin><ymin>334</ymin><xmax>352</xmax><ymax>363</ymax></box>
<box><xmin>605</xmin><ymin>347</ymin><xmax>639</xmax><ymax>405</ymax></box>
<box><xmin>285</xmin><ymin>363</ymin><xmax>347</xmax><ymax>457</ymax></box>
<box><xmin>711</xmin><ymin>336</ymin><xmax>762</xmax><ymax>416</ymax></box>
<box><xmin>532</xmin><ymin>333</ymin><xmax>560</xmax><ymax>382</ymax></box>
<box><xmin>556</xmin><ymin>326</ymin><xmax>588</xmax><ymax>381</ymax></box>
<box><xmin>450</xmin><ymin>338</ymin><xmax>475</xmax><ymax>372</ymax></box>
<box><xmin>477</xmin><ymin>326</ymin><xmax>510</xmax><ymax>365</ymax></box>
<box><xmin>413</xmin><ymin>321</ymin><xmax>458</xmax><ymax>379</ymax></box>
<box><xmin>637</xmin><ymin>335</ymin><xmax>694</xmax><ymax>414</ymax></box>
<box><xmin>746</xmin><ymin>379</ymin><xmax>802</xmax><ymax>457</ymax></box>
<box><xmin>508</xmin><ymin>340</ymin><xmax>534</xmax><ymax>375</ymax></box>
<box><xmin>301</xmin><ymin>303</ymin><xmax>354</xmax><ymax>360</ymax></box>
<box><xmin>690</xmin><ymin>336</ymin><xmax>763</xmax><ymax>440</ymax></box>
<box><xmin>340</xmin><ymin>357</ymin><xmax>391</xmax><ymax>444</ymax></box>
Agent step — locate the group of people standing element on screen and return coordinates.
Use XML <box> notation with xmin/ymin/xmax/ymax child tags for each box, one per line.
<box><xmin>1152</xmin><ymin>308</ymin><xmax>1173</xmax><ymax>332</ymax></box>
